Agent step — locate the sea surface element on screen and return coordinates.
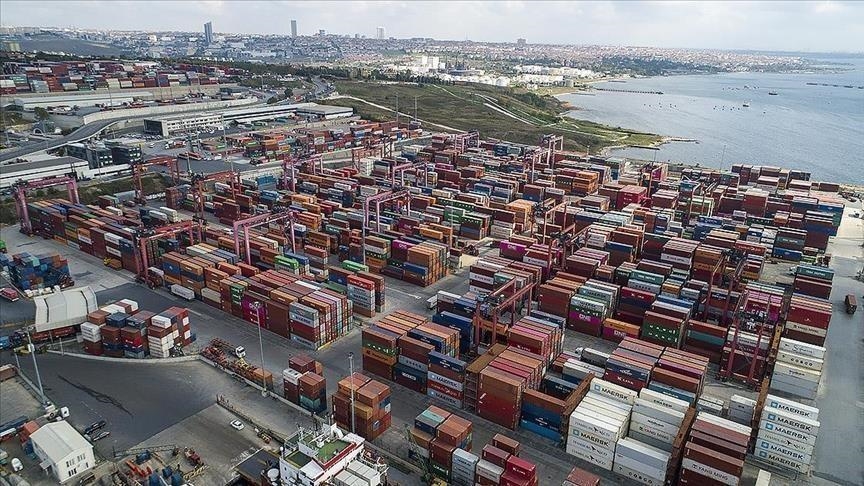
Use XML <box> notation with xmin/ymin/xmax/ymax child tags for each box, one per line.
<box><xmin>559</xmin><ymin>58</ymin><xmax>864</xmax><ymax>184</ymax></box>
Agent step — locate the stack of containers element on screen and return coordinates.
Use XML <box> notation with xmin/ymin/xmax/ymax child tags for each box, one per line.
<box><xmin>755</xmin><ymin>395</ymin><xmax>819</xmax><ymax>475</ymax></box>
<box><xmin>613</xmin><ymin>437</ymin><xmax>672</xmax><ymax>486</ymax></box>
<box><xmin>347</xmin><ymin>274</ymin><xmax>376</xmax><ymax>318</ymax></box>
<box><xmin>603</xmin><ymin>339</ymin><xmax>658</xmax><ymax>392</ymax></box>
<box><xmin>728</xmin><ymin>395</ymin><xmax>757</xmax><ymax>425</ymax></box>
<box><xmin>679</xmin><ymin>412</ymin><xmax>749</xmax><ymax>485</ymax></box>
<box><xmin>80</xmin><ymin>320</ymin><xmax>103</xmax><ymax>356</ymax></box>
<box><xmin>7</xmin><ymin>252</ymin><xmax>71</xmax><ymax>290</ymax></box>
<box><xmin>332</xmin><ymin>373</ymin><xmax>392</xmax><ymax>440</ymax></box>
<box><xmin>148</xmin><ymin>312</ymin><xmax>179</xmax><ymax>359</ymax></box>
<box><xmin>451</xmin><ymin>448</ymin><xmax>479</xmax><ymax>486</ymax></box>
<box><xmin>410</xmin><ymin>405</ymin><xmax>450</xmax><ymax>468</ymax></box>
<box><xmin>282</xmin><ymin>368</ymin><xmax>304</xmax><ymax>404</ymax></box>
<box><xmin>628</xmin><ymin>388</ymin><xmax>689</xmax><ymax>453</ymax></box>
<box><xmin>770</xmin><ymin>337</ymin><xmax>825</xmax><ymax>399</ymax></box>
<box><xmin>428</xmin><ymin>414</ymin><xmax>474</xmax><ymax>482</ymax></box>
<box><xmin>566</xmin><ymin>378</ymin><xmax>635</xmax><ymax>471</ymax></box>
<box><xmin>298</xmin><ymin>372</ymin><xmax>327</xmax><ymax>413</ymax></box>
<box><xmin>650</xmin><ymin>346</ymin><xmax>710</xmax><ymax>406</ymax></box>
<box><xmin>427</xmin><ymin>351</ymin><xmax>468</xmax><ymax>409</ymax></box>
<box><xmin>792</xmin><ymin>264</ymin><xmax>833</xmax><ymax>299</ymax></box>
<box><xmin>784</xmin><ymin>294</ymin><xmax>832</xmax><ymax>347</ymax></box>
<box><xmin>477</xmin><ymin>347</ymin><xmax>545</xmax><ymax>429</ymax></box>
<box><xmin>101</xmin><ymin>312</ymin><xmax>128</xmax><ymax>358</ymax></box>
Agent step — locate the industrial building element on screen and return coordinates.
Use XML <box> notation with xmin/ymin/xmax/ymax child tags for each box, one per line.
<box><xmin>277</xmin><ymin>426</ymin><xmax>386</xmax><ymax>485</ymax></box>
<box><xmin>143</xmin><ymin>103</ymin><xmax>353</xmax><ymax>136</ymax></box>
<box><xmin>29</xmin><ymin>421</ymin><xmax>95</xmax><ymax>484</ymax></box>
<box><xmin>12</xmin><ymin>92</ymin><xmax>154</xmax><ymax>111</ymax></box>
<box><xmin>65</xmin><ymin>143</ymin><xmax>113</xmax><ymax>169</ymax></box>
<box><xmin>0</xmin><ymin>155</ymin><xmax>129</xmax><ymax>189</ymax></box>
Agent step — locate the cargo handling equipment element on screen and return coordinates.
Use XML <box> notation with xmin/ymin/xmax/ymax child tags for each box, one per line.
<box><xmin>132</xmin><ymin>155</ymin><xmax>181</xmax><ymax>205</ymax></box>
<box><xmin>12</xmin><ymin>175</ymin><xmax>79</xmax><ymax>236</ymax></box>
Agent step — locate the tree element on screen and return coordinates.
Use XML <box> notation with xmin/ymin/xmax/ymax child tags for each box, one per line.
<box><xmin>33</xmin><ymin>107</ymin><xmax>50</xmax><ymax>120</ymax></box>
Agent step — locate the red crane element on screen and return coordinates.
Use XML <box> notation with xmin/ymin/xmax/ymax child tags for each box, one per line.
<box><xmin>133</xmin><ymin>220</ymin><xmax>202</xmax><ymax>279</ymax></box>
<box><xmin>472</xmin><ymin>278</ymin><xmax>536</xmax><ymax>350</ymax></box>
<box><xmin>13</xmin><ymin>176</ymin><xmax>80</xmax><ymax>235</ymax></box>
<box><xmin>189</xmin><ymin>170</ymin><xmax>242</xmax><ymax>220</ymax></box>
<box><xmin>132</xmin><ymin>156</ymin><xmax>181</xmax><ymax>205</ymax></box>
<box><xmin>232</xmin><ymin>209</ymin><xmax>297</xmax><ymax>265</ymax></box>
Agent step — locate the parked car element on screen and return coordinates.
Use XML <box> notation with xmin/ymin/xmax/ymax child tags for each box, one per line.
<box><xmin>11</xmin><ymin>457</ymin><xmax>23</xmax><ymax>472</ymax></box>
<box><xmin>230</xmin><ymin>420</ymin><xmax>244</xmax><ymax>431</ymax></box>
<box><xmin>83</xmin><ymin>420</ymin><xmax>107</xmax><ymax>436</ymax></box>
<box><xmin>89</xmin><ymin>430</ymin><xmax>110</xmax><ymax>442</ymax></box>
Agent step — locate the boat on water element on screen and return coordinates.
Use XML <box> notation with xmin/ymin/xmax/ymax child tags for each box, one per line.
<box><xmin>743</xmin><ymin>102</ymin><xmax>750</xmax><ymax>107</ymax></box>
<box><xmin>768</xmin><ymin>92</ymin><xmax>778</xmax><ymax>96</ymax></box>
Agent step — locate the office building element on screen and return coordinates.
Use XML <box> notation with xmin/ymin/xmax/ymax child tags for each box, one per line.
<box><xmin>517</xmin><ymin>38</ymin><xmax>527</xmax><ymax>46</ymax></box>
<box><xmin>29</xmin><ymin>421</ymin><xmax>95</xmax><ymax>484</ymax></box>
<box><xmin>376</xmin><ymin>26</ymin><xmax>386</xmax><ymax>40</ymax></box>
<box><xmin>65</xmin><ymin>143</ymin><xmax>113</xmax><ymax>169</ymax></box>
<box><xmin>204</xmin><ymin>21</ymin><xmax>213</xmax><ymax>45</ymax></box>
<box><xmin>104</xmin><ymin>139</ymin><xmax>143</xmax><ymax>165</ymax></box>
<box><xmin>291</xmin><ymin>20</ymin><xmax>298</xmax><ymax>38</ymax></box>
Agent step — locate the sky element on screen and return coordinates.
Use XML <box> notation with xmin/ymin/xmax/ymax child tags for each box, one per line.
<box><xmin>1</xmin><ymin>0</ymin><xmax>862</xmax><ymax>53</ymax></box>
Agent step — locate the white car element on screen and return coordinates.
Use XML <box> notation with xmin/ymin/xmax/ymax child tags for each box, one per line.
<box><xmin>11</xmin><ymin>457</ymin><xmax>23</xmax><ymax>472</ymax></box>
<box><xmin>230</xmin><ymin>420</ymin><xmax>244</xmax><ymax>431</ymax></box>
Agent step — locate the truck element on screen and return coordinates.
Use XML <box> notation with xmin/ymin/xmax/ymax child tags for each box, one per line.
<box><xmin>1</xmin><ymin>287</ymin><xmax>20</xmax><ymax>302</ymax></box>
<box><xmin>846</xmin><ymin>294</ymin><xmax>858</xmax><ymax>315</ymax></box>
<box><xmin>170</xmin><ymin>284</ymin><xmax>195</xmax><ymax>301</ymax></box>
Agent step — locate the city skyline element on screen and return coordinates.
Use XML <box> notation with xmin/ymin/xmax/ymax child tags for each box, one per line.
<box><xmin>1</xmin><ymin>0</ymin><xmax>862</xmax><ymax>53</ymax></box>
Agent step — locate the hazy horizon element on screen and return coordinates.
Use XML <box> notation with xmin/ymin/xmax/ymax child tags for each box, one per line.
<box><xmin>1</xmin><ymin>1</ymin><xmax>862</xmax><ymax>53</ymax></box>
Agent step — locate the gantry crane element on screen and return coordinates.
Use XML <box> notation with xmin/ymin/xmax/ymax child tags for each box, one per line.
<box><xmin>132</xmin><ymin>220</ymin><xmax>202</xmax><ymax>279</ymax></box>
<box><xmin>189</xmin><ymin>170</ymin><xmax>242</xmax><ymax>220</ymax></box>
<box><xmin>12</xmin><ymin>176</ymin><xmax>79</xmax><ymax>235</ymax></box>
<box><xmin>133</xmin><ymin>156</ymin><xmax>181</xmax><ymax>205</ymax></box>
<box><xmin>232</xmin><ymin>209</ymin><xmax>297</xmax><ymax>265</ymax></box>
<box><xmin>541</xmin><ymin>134</ymin><xmax>564</xmax><ymax>171</ymax></box>
<box><xmin>718</xmin><ymin>284</ymin><xmax>790</xmax><ymax>389</ymax></box>
<box><xmin>473</xmin><ymin>278</ymin><xmax>536</xmax><ymax>350</ymax></box>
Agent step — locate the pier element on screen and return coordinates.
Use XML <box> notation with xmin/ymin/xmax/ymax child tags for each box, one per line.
<box><xmin>594</xmin><ymin>87</ymin><xmax>663</xmax><ymax>95</ymax></box>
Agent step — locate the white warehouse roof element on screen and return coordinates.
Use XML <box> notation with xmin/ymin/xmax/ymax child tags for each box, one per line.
<box><xmin>30</xmin><ymin>421</ymin><xmax>92</xmax><ymax>464</ymax></box>
<box><xmin>34</xmin><ymin>286</ymin><xmax>99</xmax><ymax>332</ymax></box>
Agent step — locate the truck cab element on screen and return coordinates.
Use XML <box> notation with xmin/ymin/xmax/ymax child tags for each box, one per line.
<box><xmin>234</xmin><ymin>346</ymin><xmax>246</xmax><ymax>358</ymax></box>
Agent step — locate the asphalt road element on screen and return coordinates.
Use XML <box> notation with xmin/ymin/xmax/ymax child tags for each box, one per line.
<box><xmin>0</xmin><ymin>119</ymin><xmax>118</xmax><ymax>162</ymax></box>
<box><xmin>0</xmin><ymin>352</ymin><xmax>220</xmax><ymax>457</ymax></box>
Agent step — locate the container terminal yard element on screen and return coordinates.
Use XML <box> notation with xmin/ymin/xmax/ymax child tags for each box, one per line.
<box><xmin>0</xmin><ymin>119</ymin><xmax>862</xmax><ymax>486</ymax></box>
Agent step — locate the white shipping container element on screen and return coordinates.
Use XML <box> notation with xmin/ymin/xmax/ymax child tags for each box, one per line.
<box><xmin>776</xmin><ymin>350</ymin><xmax>824</xmax><ymax>372</ymax></box>
<box><xmin>613</xmin><ymin>461</ymin><xmax>665</xmax><ymax>486</ymax></box>
<box><xmin>590</xmin><ymin>378</ymin><xmax>638</xmax><ymax>405</ymax></box>
<box><xmin>758</xmin><ymin>420</ymin><xmax>818</xmax><ymax>446</ymax></box>
<box><xmin>778</xmin><ymin>337</ymin><xmax>826</xmax><ymax>359</ymax></box>
<box><xmin>763</xmin><ymin>395</ymin><xmax>819</xmax><ymax>420</ymax></box>
<box><xmin>772</xmin><ymin>362</ymin><xmax>821</xmax><ymax>384</ymax></box>
<box><xmin>756</xmin><ymin>429</ymin><xmax>814</xmax><ymax>456</ymax></box>
<box><xmin>638</xmin><ymin>388</ymin><xmax>690</xmax><ymax>413</ymax></box>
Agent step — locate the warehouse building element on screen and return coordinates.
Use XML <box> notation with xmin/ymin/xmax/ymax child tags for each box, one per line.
<box><xmin>12</xmin><ymin>92</ymin><xmax>154</xmax><ymax>110</ymax></box>
<box><xmin>143</xmin><ymin>102</ymin><xmax>353</xmax><ymax>136</ymax></box>
<box><xmin>30</xmin><ymin>421</ymin><xmax>95</xmax><ymax>484</ymax></box>
<box><xmin>0</xmin><ymin>155</ymin><xmax>130</xmax><ymax>190</ymax></box>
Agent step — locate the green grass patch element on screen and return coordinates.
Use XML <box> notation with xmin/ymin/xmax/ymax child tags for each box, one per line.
<box><xmin>322</xmin><ymin>81</ymin><xmax>661</xmax><ymax>153</ymax></box>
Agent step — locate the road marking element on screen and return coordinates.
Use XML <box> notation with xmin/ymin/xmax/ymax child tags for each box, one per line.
<box><xmin>387</xmin><ymin>287</ymin><xmax>422</xmax><ymax>299</ymax></box>
<box><xmin>187</xmin><ymin>308</ymin><xmax>212</xmax><ymax>320</ymax></box>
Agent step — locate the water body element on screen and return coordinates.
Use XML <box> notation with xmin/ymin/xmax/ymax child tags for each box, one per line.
<box><xmin>560</xmin><ymin>58</ymin><xmax>864</xmax><ymax>184</ymax></box>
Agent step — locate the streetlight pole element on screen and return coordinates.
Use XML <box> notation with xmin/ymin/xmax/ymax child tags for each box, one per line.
<box><xmin>26</xmin><ymin>331</ymin><xmax>46</xmax><ymax>404</ymax></box>
<box><xmin>348</xmin><ymin>352</ymin><xmax>356</xmax><ymax>434</ymax></box>
<box><xmin>253</xmin><ymin>301</ymin><xmax>267</xmax><ymax>396</ymax></box>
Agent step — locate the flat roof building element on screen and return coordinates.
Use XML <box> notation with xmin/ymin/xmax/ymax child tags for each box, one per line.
<box><xmin>30</xmin><ymin>421</ymin><xmax>95</xmax><ymax>484</ymax></box>
<box><xmin>12</xmin><ymin>92</ymin><xmax>154</xmax><ymax>110</ymax></box>
<box><xmin>143</xmin><ymin>103</ymin><xmax>353</xmax><ymax>137</ymax></box>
